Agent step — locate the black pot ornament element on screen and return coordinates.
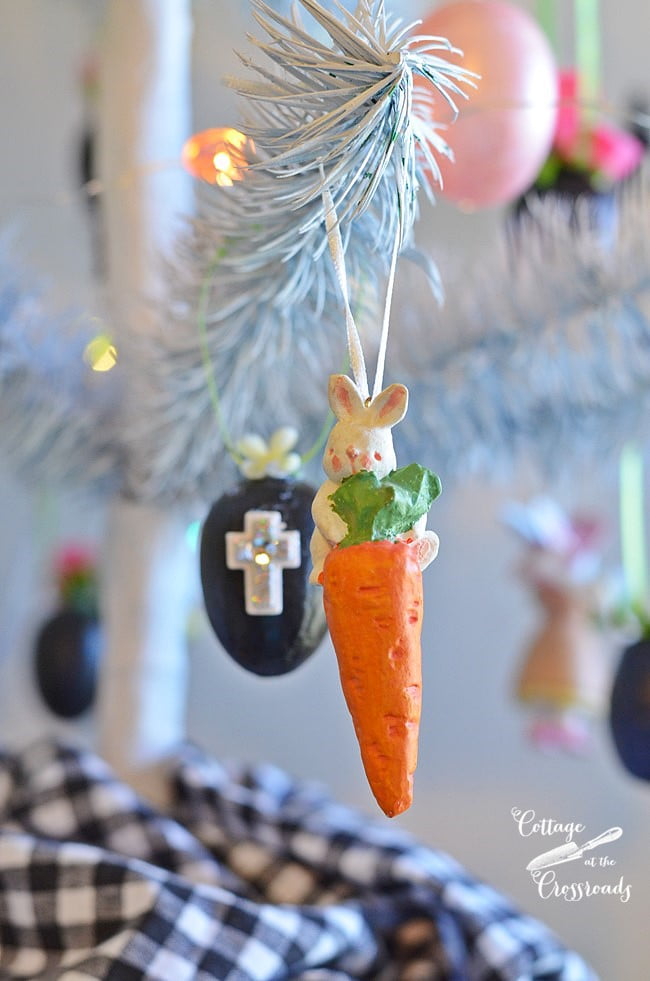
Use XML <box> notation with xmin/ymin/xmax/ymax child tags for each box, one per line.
<box><xmin>511</xmin><ymin>166</ymin><xmax>618</xmax><ymax>248</ymax></box>
<box><xmin>200</xmin><ymin>476</ymin><xmax>327</xmax><ymax>676</ymax></box>
<box><xmin>609</xmin><ymin>639</ymin><xmax>650</xmax><ymax>781</ymax></box>
<box><xmin>34</xmin><ymin>609</ymin><xmax>102</xmax><ymax>718</ymax></box>
<box><xmin>517</xmin><ymin>166</ymin><xmax>616</xmax><ymax>215</ymax></box>
<box><xmin>33</xmin><ymin>545</ymin><xmax>102</xmax><ymax>719</ymax></box>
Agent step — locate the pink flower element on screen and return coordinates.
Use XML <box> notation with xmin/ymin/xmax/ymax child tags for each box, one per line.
<box><xmin>589</xmin><ymin>123</ymin><xmax>645</xmax><ymax>182</ymax></box>
<box><xmin>54</xmin><ymin>544</ymin><xmax>96</xmax><ymax>581</ymax></box>
<box><xmin>554</xmin><ymin>70</ymin><xmax>581</xmax><ymax>159</ymax></box>
<box><xmin>551</xmin><ymin>69</ymin><xmax>644</xmax><ymax>184</ymax></box>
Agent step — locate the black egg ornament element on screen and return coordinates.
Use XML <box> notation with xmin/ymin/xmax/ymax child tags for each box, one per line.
<box><xmin>35</xmin><ymin>610</ymin><xmax>102</xmax><ymax>718</ymax></box>
<box><xmin>200</xmin><ymin>476</ymin><xmax>327</xmax><ymax>676</ymax></box>
<box><xmin>609</xmin><ymin>639</ymin><xmax>650</xmax><ymax>782</ymax></box>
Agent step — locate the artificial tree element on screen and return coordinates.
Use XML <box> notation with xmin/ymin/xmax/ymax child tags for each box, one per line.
<box><xmin>2</xmin><ymin>0</ymin><xmax>650</xmax><ymax>807</ymax></box>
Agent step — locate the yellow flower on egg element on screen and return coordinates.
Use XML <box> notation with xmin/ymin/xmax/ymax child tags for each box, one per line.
<box><xmin>236</xmin><ymin>427</ymin><xmax>301</xmax><ymax>480</ymax></box>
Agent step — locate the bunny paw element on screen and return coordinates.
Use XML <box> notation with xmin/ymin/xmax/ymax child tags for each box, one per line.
<box><xmin>411</xmin><ymin>531</ymin><xmax>439</xmax><ymax>571</ymax></box>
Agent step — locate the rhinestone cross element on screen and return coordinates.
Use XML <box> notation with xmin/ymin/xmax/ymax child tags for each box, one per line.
<box><xmin>225</xmin><ymin>510</ymin><xmax>301</xmax><ymax>616</ymax></box>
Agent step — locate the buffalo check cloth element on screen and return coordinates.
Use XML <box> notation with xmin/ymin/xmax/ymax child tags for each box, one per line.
<box><xmin>0</xmin><ymin>741</ymin><xmax>595</xmax><ymax>980</ymax></box>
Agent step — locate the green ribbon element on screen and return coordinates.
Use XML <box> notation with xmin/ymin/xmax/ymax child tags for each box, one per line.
<box><xmin>536</xmin><ymin>0</ymin><xmax>558</xmax><ymax>56</ymax></box>
<box><xmin>537</xmin><ymin>1</ymin><xmax>602</xmax><ymax>118</ymax></box>
<box><xmin>574</xmin><ymin>0</ymin><xmax>601</xmax><ymax>109</ymax></box>
<box><xmin>619</xmin><ymin>444</ymin><xmax>648</xmax><ymax>619</ymax></box>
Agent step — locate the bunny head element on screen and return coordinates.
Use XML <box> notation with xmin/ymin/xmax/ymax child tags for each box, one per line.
<box><xmin>322</xmin><ymin>374</ymin><xmax>408</xmax><ymax>482</ymax></box>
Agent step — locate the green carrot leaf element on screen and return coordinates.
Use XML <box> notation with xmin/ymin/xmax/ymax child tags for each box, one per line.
<box><xmin>329</xmin><ymin>471</ymin><xmax>393</xmax><ymax>547</ymax></box>
<box><xmin>374</xmin><ymin>464</ymin><xmax>442</xmax><ymax>540</ymax></box>
<box><xmin>329</xmin><ymin>464</ymin><xmax>441</xmax><ymax>547</ymax></box>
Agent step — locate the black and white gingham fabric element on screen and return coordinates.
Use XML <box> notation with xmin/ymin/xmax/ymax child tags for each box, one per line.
<box><xmin>0</xmin><ymin>741</ymin><xmax>596</xmax><ymax>980</ymax></box>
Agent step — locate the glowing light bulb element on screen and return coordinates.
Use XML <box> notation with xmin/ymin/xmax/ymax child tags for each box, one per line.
<box><xmin>84</xmin><ymin>334</ymin><xmax>117</xmax><ymax>372</ymax></box>
<box><xmin>213</xmin><ymin>151</ymin><xmax>231</xmax><ymax>171</ymax></box>
<box><xmin>181</xmin><ymin>127</ymin><xmax>252</xmax><ymax>184</ymax></box>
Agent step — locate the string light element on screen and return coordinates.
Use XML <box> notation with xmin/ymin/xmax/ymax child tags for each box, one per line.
<box><xmin>83</xmin><ymin>333</ymin><xmax>117</xmax><ymax>372</ymax></box>
<box><xmin>181</xmin><ymin>127</ymin><xmax>252</xmax><ymax>185</ymax></box>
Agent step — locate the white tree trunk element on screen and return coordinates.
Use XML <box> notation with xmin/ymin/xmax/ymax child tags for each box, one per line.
<box><xmin>97</xmin><ymin>0</ymin><xmax>194</xmax><ymax>806</ymax></box>
<box><xmin>99</xmin><ymin>499</ymin><xmax>196</xmax><ymax>806</ymax></box>
<box><xmin>99</xmin><ymin>0</ymin><xmax>193</xmax><ymax>317</ymax></box>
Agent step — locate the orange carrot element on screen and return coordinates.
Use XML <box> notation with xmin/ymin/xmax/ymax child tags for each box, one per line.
<box><xmin>322</xmin><ymin>539</ymin><xmax>423</xmax><ymax>818</ymax></box>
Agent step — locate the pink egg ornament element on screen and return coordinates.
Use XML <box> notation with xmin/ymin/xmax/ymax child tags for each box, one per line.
<box><xmin>419</xmin><ymin>0</ymin><xmax>558</xmax><ymax>209</ymax></box>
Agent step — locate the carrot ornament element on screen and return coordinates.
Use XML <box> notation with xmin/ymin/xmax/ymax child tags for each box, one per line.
<box><xmin>311</xmin><ymin>374</ymin><xmax>441</xmax><ymax>817</ymax></box>
<box><xmin>305</xmin><ymin>45</ymin><xmax>446</xmax><ymax>815</ymax></box>
<box><xmin>210</xmin><ymin>0</ymin><xmax>473</xmax><ymax>815</ymax></box>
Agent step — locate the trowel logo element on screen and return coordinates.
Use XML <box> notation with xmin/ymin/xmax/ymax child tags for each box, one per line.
<box><xmin>511</xmin><ymin>808</ymin><xmax>632</xmax><ymax>904</ymax></box>
<box><xmin>526</xmin><ymin>826</ymin><xmax>622</xmax><ymax>872</ymax></box>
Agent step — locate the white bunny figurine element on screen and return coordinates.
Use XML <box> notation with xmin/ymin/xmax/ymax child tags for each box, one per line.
<box><xmin>310</xmin><ymin>374</ymin><xmax>439</xmax><ymax>583</ymax></box>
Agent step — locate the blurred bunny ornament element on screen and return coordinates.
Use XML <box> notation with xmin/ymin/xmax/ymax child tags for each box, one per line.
<box><xmin>503</xmin><ymin>498</ymin><xmax>609</xmax><ymax>753</ymax></box>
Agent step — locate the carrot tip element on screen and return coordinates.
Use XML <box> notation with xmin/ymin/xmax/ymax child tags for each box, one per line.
<box><xmin>380</xmin><ymin>794</ymin><xmax>412</xmax><ymax>818</ymax></box>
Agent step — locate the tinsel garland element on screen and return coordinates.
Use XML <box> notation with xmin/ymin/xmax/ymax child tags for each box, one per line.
<box><xmin>0</xmin><ymin>260</ymin><xmax>121</xmax><ymax>492</ymax></box>
<box><xmin>397</xmin><ymin>171</ymin><xmax>650</xmax><ymax>479</ymax></box>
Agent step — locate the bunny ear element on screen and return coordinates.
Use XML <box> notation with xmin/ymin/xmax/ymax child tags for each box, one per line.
<box><xmin>328</xmin><ymin>374</ymin><xmax>366</xmax><ymax>421</ymax></box>
<box><xmin>367</xmin><ymin>383</ymin><xmax>408</xmax><ymax>428</ymax></box>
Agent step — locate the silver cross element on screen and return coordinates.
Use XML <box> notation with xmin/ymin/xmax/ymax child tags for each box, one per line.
<box><xmin>225</xmin><ymin>510</ymin><xmax>301</xmax><ymax>616</ymax></box>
